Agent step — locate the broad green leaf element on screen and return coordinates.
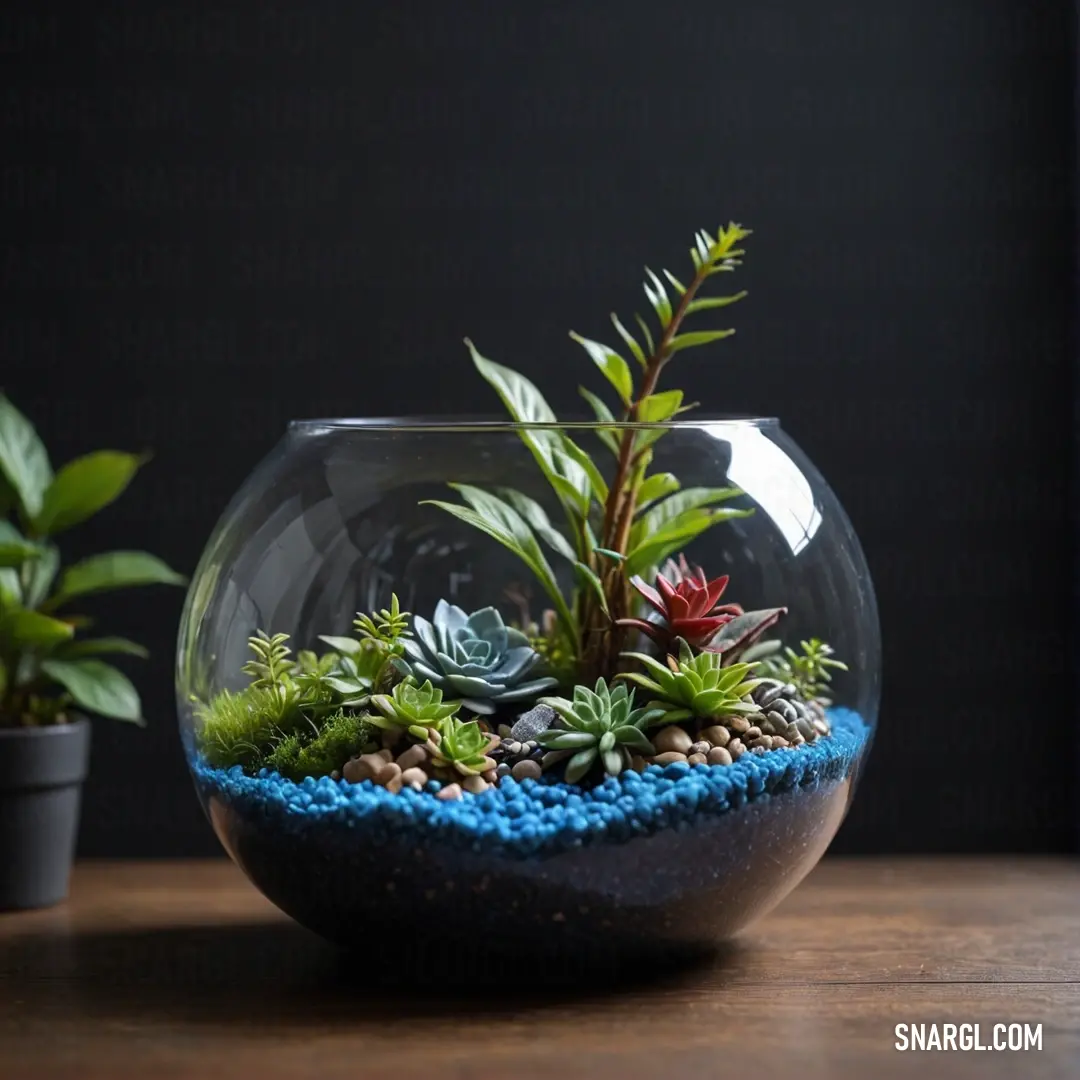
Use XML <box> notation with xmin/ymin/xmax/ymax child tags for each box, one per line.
<box><xmin>424</xmin><ymin>490</ymin><xmax>576</xmax><ymax>640</ymax></box>
<box><xmin>625</xmin><ymin>506</ymin><xmax>753</xmax><ymax>577</ymax></box>
<box><xmin>56</xmin><ymin>636</ymin><xmax>150</xmax><ymax>659</ymax></box>
<box><xmin>0</xmin><ymin>568</ymin><xmax>21</xmax><ymax>607</ymax></box>
<box><xmin>569</xmin><ymin>333</ymin><xmax>633</xmax><ymax>406</ymax></box>
<box><xmin>546</xmin><ymin>465</ymin><xmax>590</xmax><ymax>517</ymax></box>
<box><xmin>24</xmin><ymin>543</ymin><xmax>59</xmax><ymax>607</ymax></box>
<box><xmin>48</xmin><ymin>550</ymin><xmax>186</xmax><ymax>609</ymax></box>
<box><xmin>40</xmin><ymin>658</ymin><xmax>143</xmax><ymax>723</ymax></box>
<box><xmin>643</xmin><ymin>268</ymin><xmax>672</xmax><ymax>326</ymax></box>
<box><xmin>34</xmin><ymin>451</ymin><xmax>147</xmax><ymax>536</ymax></box>
<box><xmin>609</xmin><ymin>313</ymin><xmax>646</xmax><ymax>368</ymax></box>
<box><xmin>630</xmin><ymin>487</ymin><xmax>745</xmax><ymax>550</ymax></box>
<box><xmin>0</xmin><ymin>520</ymin><xmax>39</xmax><ymax>568</ymax></box>
<box><xmin>0</xmin><ymin>608</ymin><xmax>75</xmax><ymax>648</ymax></box>
<box><xmin>557</xmin><ymin>439</ymin><xmax>609</xmax><ymax>504</ymax></box>
<box><xmin>0</xmin><ymin>473</ymin><xmax>14</xmax><ymax>518</ymax></box>
<box><xmin>0</xmin><ymin>394</ymin><xmax>53</xmax><ymax>521</ymax></box>
<box><xmin>668</xmin><ymin>329</ymin><xmax>735</xmax><ymax>353</ymax></box>
<box><xmin>634</xmin><ymin>473</ymin><xmax>680</xmax><ymax>513</ymax></box>
<box><xmin>685</xmin><ymin>291</ymin><xmax>748</xmax><ymax>314</ymax></box>
<box><xmin>573</xmin><ymin>560</ymin><xmax>609</xmax><ymax>616</ymax></box>
<box><xmin>498</xmin><ymin>488</ymin><xmax>577</xmax><ymax>562</ymax></box>
<box><xmin>577</xmin><ymin>388</ymin><xmax>620</xmax><ymax>455</ymax></box>
<box><xmin>637</xmin><ymin>390</ymin><xmax>684</xmax><ymax>423</ymax></box>
<box><xmin>467</xmin><ymin>342</ymin><xmax>591</xmax><ymax>515</ymax></box>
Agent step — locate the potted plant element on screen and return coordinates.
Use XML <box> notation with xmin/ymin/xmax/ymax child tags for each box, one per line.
<box><xmin>0</xmin><ymin>395</ymin><xmax>185</xmax><ymax>910</ymax></box>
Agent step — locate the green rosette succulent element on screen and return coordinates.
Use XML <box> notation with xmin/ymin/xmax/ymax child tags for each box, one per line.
<box><xmin>399</xmin><ymin>600</ymin><xmax>558</xmax><ymax>715</ymax></box>
<box><xmin>618</xmin><ymin>639</ymin><xmax>763</xmax><ymax>724</ymax></box>
<box><xmin>370</xmin><ymin>679</ymin><xmax>461</xmax><ymax>740</ymax></box>
<box><xmin>426</xmin><ymin>715</ymin><xmax>500</xmax><ymax>778</ymax></box>
<box><xmin>537</xmin><ymin>679</ymin><xmax>665</xmax><ymax>784</ymax></box>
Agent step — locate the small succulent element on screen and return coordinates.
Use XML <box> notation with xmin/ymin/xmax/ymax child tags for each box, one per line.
<box><xmin>619</xmin><ymin>639</ymin><xmax>763</xmax><ymax>724</ymax></box>
<box><xmin>425</xmin><ymin>715</ymin><xmax>500</xmax><ymax>777</ymax></box>
<box><xmin>617</xmin><ymin>565</ymin><xmax>743</xmax><ymax>651</ymax></box>
<box><xmin>750</xmin><ymin>637</ymin><xmax>847</xmax><ymax>704</ymax></box>
<box><xmin>537</xmin><ymin>679</ymin><xmax>665</xmax><ymax>784</ymax></box>
<box><xmin>399</xmin><ymin>600</ymin><xmax>558</xmax><ymax>715</ymax></box>
<box><xmin>318</xmin><ymin>593</ymin><xmax>413</xmax><ymax>706</ymax></box>
<box><xmin>370</xmin><ymin>678</ymin><xmax>460</xmax><ymax>739</ymax></box>
<box><xmin>353</xmin><ymin>593</ymin><xmax>412</xmax><ymax>654</ymax></box>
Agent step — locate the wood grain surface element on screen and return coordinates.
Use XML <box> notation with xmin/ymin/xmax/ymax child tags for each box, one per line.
<box><xmin>0</xmin><ymin>857</ymin><xmax>1076</xmax><ymax>1078</ymax></box>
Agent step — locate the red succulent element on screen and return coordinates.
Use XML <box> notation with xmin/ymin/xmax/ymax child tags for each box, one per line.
<box><xmin>617</xmin><ymin>564</ymin><xmax>744</xmax><ymax>651</ymax></box>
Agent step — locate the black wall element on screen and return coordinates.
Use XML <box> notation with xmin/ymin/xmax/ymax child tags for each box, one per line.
<box><xmin>1</xmin><ymin>1</ymin><xmax>1074</xmax><ymax>855</ymax></box>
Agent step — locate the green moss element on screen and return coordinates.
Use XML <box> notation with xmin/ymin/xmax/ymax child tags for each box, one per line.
<box><xmin>192</xmin><ymin>685</ymin><xmax>305</xmax><ymax>769</ymax></box>
<box><xmin>264</xmin><ymin>709</ymin><xmax>378</xmax><ymax>781</ymax></box>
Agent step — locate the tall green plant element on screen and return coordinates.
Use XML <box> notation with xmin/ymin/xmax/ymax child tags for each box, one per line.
<box><xmin>0</xmin><ymin>395</ymin><xmax>186</xmax><ymax>725</ymax></box>
<box><xmin>425</xmin><ymin>222</ymin><xmax>756</xmax><ymax>681</ymax></box>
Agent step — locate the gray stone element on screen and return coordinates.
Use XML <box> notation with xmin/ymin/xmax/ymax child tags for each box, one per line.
<box><xmin>510</xmin><ymin>704</ymin><xmax>557</xmax><ymax>743</ymax></box>
<box><xmin>496</xmin><ymin>763</ymin><xmax>511</xmax><ymax>779</ymax></box>
<box><xmin>754</xmin><ymin>681</ymin><xmax>785</xmax><ymax>708</ymax></box>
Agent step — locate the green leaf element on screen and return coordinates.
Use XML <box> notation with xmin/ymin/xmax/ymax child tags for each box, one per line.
<box><xmin>662</xmin><ymin>269</ymin><xmax>686</xmax><ymax>295</ymax></box>
<box><xmin>630</xmin><ymin>487</ymin><xmax>745</xmax><ymax>550</ymax></box>
<box><xmin>34</xmin><ymin>451</ymin><xmax>147</xmax><ymax>536</ymax></box>
<box><xmin>564</xmin><ymin>746</ymin><xmax>598</xmax><ymax>784</ymax></box>
<box><xmin>0</xmin><ymin>394</ymin><xmax>53</xmax><ymax>521</ymax></box>
<box><xmin>624</xmin><ymin>506</ymin><xmax>753</xmax><ymax>578</ymax></box>
<box><xmin>609</xmin><ymin>313</ymin><xmax>646</xmax><ymax>369</ymax></box>
<box><xmin>316</xmin><ymin>635</ymin><xmax>365</xmax><ymax>656</ymax></box>
<box><xmin>573</xmin><ymin>561</ymin><xmax>609</xmax><ymax>616</ymax></box>
<box><xmin>577</xmin><ymin>388</ymin><xmax>620</xmax><ymax>455</ymax></box>
<box><xmin>569</xmin><ymin>333</ymin><xmax>634</xmax><ymax>406</ymax></box>
<box><xmin>55</xmin><ymin>636</ymin><xmax>150</xmax><ymax>660</ymax></box>
<box><xmin>0</xmin><ymin>568</ymin><xmax>20</xmax><ymax>607</ymax></box>
<box><xmin>467</xmin><ymin>342</ymin><xmax>592</xmax><ymax>516</ymax></box>
<box><xmin>48</xmin><ymin>550</ymin><xmax>186</xmax><ymax>609</ymax></box>
<box><xmin>0</xmin><ymin>608</ymin><xmax>75</xmax><ymax>648</ymax></box>
<box><xmin>685</xmin><ymin>291</ymin><xmax>748</xmax><ymax>314</ymax></box>
<box><xmin>0</xmin><ymin>520</ymin><xmax>39</xmax><ymax>567</ymax></box>
<box><xmin>635</xmin><ymin>473</ymin><xmax>680</xmax><ymax>512</ymax></box>
<box><xmin>668</xmin><ymin>329</ymin><xmax>735</xmax><ymax>353</ymax></box>
<box><xmin>592</xmin><ymin>547</ymin><xmax>625</xmax><ymax>562</ymax></box>
<box><xmin>40</xmin><ymin>658</ymin><xmax>143</xmax><ymax>723</ymax></box>
<box><xmin>637</xmin><ymin>390</ymin><xmax>684</xmax><ymax>423</ymax></box>
<box><xmin>557</xmin><ymin>438</ymin><xmax>609</xmax><ymax>504</ymax></box>
<box><xmin>498</xmin><ymin>488</ymin><xmax>577</xmax><ymax>562</ymax></box>
<box><xmin>23</xmin><ymin>543</ymin><xmax>59</xmax><ymax>607</ymax></box>
<box><xmin>634</xmin><ymin>313</ymin><xmax>656</xmax><ymax>354</ymax></box>
<box><xmin>643</xmin><ymin>268</ymin><xmax>672</xmax><ymax>326</ymax></box>
<box><xmin>424</xmin><ymin>487</ymin><xmax>576</xmax><ymax>641</ymax></box>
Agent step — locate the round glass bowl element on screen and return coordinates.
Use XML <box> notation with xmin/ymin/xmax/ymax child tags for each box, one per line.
<box><xmin>176</xmin><ymin>418</ymin><xmax>879</xmax><ymax>970</ymax></box>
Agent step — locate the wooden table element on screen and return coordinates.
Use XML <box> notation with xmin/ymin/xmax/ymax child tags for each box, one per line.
<box><xmin>0</xmin><ymin>857</ymin><xmax>1076</xmax><ymax>1078</ymax></box>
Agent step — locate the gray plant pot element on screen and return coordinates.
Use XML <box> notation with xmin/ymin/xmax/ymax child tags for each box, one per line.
<box><xmin>0</xmin><ymin>719</ymin><xmax>91</xmax><ymax>911</ymax></box>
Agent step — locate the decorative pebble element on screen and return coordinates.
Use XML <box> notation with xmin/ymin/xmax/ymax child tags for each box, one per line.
<box><xmin>507</xmin><ymin>741</ymin><xmax>523</xmax><ymax>756</ymax></box>
<box><xmin>728</xmin><ymin>717</ymin><xmax>751</xmax><ymax>735</ymax></box>
<box><xmin>380</xmin><ymin>728</ymin><xmax>402</xmax><ymax>750</ymax></box>
<box><xmin>436</xmin><ymin>783</ymin><xmax>463</xmax><ymax>801</ymax></box>
<box><xmin>728</xmin><ymin>738</ymin><xmax>745</xmax><ymax>759</ymax></box>
<box><xmin>511</xmin><ymin>759</ymin><xmax>542</xmax><ymax>782</ymax></box>
<box><xmin>772</xmin><ymin>736</ymin><xmax>789</xmax><ymax>749</ymax></box>
<box><xmin>396</xmin><ymin>744</ymin><xmax>428</xmax><ymax>771</ymax></box>
<box><xmin>687</xmin><ymin>753</ymin><xmax>707</xmax><ymax>766</ymax></box>
<box><xmin>462</xmin><ymin>774</ymin><xmax>489</xmax><ymax>795</ymax></box>
<box><xmin>497</xmin><ymin>724</ymin><xmax>513</xmax><ymax>739</ymax></box>
<box><xmin>482</xmin><ymin>768</ymin><xmax>498</xmax><ymax>784</ymax></box>
<box><xmin>652</xmin><ymin>726</ymin><xmax>693</xmax><ymax>754</ymax></box>
<box><xmin>813</xmin><ymin>717</ymin><xmax>831</xmax><ymax>737</ymax></box>
<box><xmin>796</xmin><ymin>717</ymin><xmax>816</xmax><ymax>740</ymax></box>
<box><xmin>496</xmin><ymin>763</ymin><xmax>511</xmax><ymax>779</ymax></box>
<box><xmin>688</xmin><ymin>741</ymin><xmax>710</xmax><ymax>756</ymax></box>
<box><xmin>374</xmin><ymin>761</ymin><xmax>402</xmax><ymax>787</ymax></box>
<box><xmin>376</xmin><ymin>748</ymin><xmax>394</xmax><ymax>763</ymax></box>
<box><xmin>755</xmin><ymin>682</ymin><xmax>784</xmax><ymax>708</ymax></box>
<box><xmin>747</xmin><ymin>735</ymin><xmax>774</xmax><ymax>751</ymax></box>
<box><xmin>652</xmin><ymin>751</ymin><xmax>688</xmax><ymax>766</ymax></box>
<box><xmin>744</xmin><ymin>726</ymin><xmax>762</xmax><ymax>741</ymax></box>
<box><xmin>400</xmin><ymin>766</ymin><xmax>428</xmax><ymax>790</ymax></box>
<box><xmin>707</xmin><ymin>746</ymin><xmax>733</xmax><ymax>766</ymax></box>
<box><xmin>702</xmin><ymin>725</ymin><xmax>730</xmax><ymax>748</ymax></box>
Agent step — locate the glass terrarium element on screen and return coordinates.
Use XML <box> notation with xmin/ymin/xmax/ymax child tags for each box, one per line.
<box><xmin>176</xmin><ymin>224</ymin><xmax>880</xmax><ymax>973</ymax></box>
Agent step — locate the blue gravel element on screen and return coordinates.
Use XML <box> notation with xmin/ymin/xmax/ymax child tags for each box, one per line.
<box><xmin>192</xmin><ymin>709</ymin><xmax>870</xmax><ymax>861</ymax></box>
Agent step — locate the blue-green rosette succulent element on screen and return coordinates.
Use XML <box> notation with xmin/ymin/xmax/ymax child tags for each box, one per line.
<box><xmin>399</xmin><ymin>600</ymin><xmax>558</xmax><ymax>715</ymax></box>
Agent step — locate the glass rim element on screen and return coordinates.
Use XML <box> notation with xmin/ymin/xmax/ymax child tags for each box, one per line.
<box><xmin>288</xmin><ymin>413</ymin><xmax>780</xmax><ymax>433</ymax></box>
